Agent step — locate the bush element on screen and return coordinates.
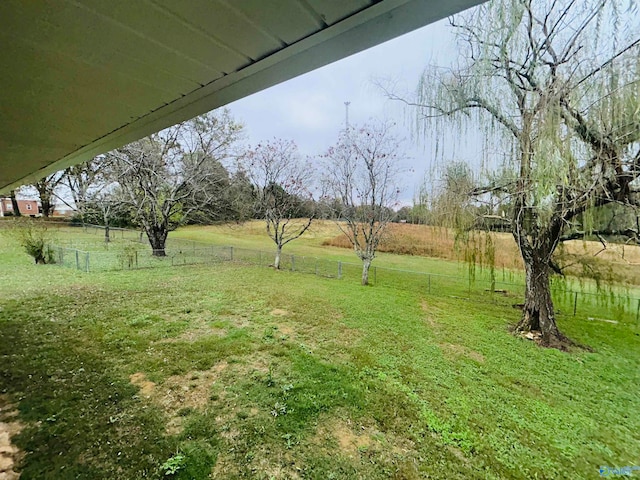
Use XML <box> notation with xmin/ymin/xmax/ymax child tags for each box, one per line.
<box><xmin>5</xmin><ymin>218</ymin><xmax>56</xmax><ymax>264</ymax></box>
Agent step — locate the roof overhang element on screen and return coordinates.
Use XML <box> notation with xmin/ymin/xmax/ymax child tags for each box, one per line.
<box><xmin>0</xmin><ymin>0</ymin><xmax>484</xmax><ymax>193</ymax></box>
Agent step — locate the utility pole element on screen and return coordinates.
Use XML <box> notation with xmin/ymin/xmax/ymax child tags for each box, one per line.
<box><xmin>344</xmin><ymin>101</ymin><xmax>351</xmax><ymax>132</ymax></box>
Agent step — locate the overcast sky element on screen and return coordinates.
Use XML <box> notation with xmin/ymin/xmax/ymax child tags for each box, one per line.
<box><xmin>227</xmin><ymin>18</ymin><xmax>460</xmax><ymax>203</ymax></box>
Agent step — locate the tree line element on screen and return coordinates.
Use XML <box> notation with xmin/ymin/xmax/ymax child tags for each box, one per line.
<box><xmin>10</xmin><ymin>110</ymin><xmax>403</xmax><ymax>286</ymax></box>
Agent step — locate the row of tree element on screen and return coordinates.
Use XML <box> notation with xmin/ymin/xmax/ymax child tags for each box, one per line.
<box><xmin>13</xmin><ymin>110</ymin><xmax>403</xmax><ymax>286</ymax></box>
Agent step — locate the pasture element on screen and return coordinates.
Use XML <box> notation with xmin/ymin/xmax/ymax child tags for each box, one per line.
<box><xmin>0</xmin><ymin>222</ymin><xmax>638</xmax><ymax>479</ymax></box>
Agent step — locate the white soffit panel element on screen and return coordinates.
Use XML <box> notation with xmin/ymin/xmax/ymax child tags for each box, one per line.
<box><xmin>0</xmin><ymin>0</ymin><xmax>484</xmax><ymax>192</ymax></box>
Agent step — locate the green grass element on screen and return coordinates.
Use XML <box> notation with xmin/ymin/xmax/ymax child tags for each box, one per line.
<box><xmin>0</xmin><ymin>228</ymin><xmax>639</xmax><ymax>479</ymax></box>
<box><xmin>225</xmin><ymin>221</ymin><xmax>637</xmax><ymax>322</ymax></box>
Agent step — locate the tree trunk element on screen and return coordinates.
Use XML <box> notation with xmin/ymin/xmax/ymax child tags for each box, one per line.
<box><xmin>146</xmin><ymin>227</ymin><xmax>168</xmax><ymax>257</ymax></box>
<box><xmin>104</xmin><ymin>225</ymin><xmax>110</xmax><ymax>243</ymax></box>
<box><xmin>361</xmin><ymin>258</ymin><xmax>372</xmax><ymax>286</ymax></box>
<box><xmin>274</xmin><ymin>245</ymin><xmax>282</xmax><ymax>269</ymax></box>
<box><xmin>515</xmin><ymin>241</ymin><xmax>570</xmax><ymax>349</ymax></box>
<box><xmin>10</xmin><ymin>191</ymin><xmax>20</xmax><ymax>217</ymax></box>
<box><xmin>40</xmin><ymin>193</ymin><xmax>53</xmax><ymax>217</ymax></box>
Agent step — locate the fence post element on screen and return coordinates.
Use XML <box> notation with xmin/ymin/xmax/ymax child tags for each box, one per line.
<box><xmin>636</xmin><ymin>299</ymin><xmax>640</xmax><ymax>327</ymax></box>
<box><xmin>85</xmin><ymin>252</ymin><xmax>90</xmax><ymax>272</ymax></box>
<box><xmin>230</xmin><ymin>246</ymin><xmax>234</xmax><ymax>261</ymax></box>
<box><xmin>291</xmin><ymin>255</ymin><xmax>295</xmax><ymax>271</ymax></box>
<box><xmin>75</xmin><ymin>249</ymin><xmax>80</xmax><ymax>270</ymax></box>
<box><xmin>315</xmin><ymin>260</ymin><xmax>318</xmax><ymax>276</ymax></box>
<box><xmin>374</xmin><ymin>266</ymin><xmax>377</xmax><ymax>285</ymax></box>
<box><xmin>135</xmin><ymin>250</ymin><xmax>138</xmax><ymax>269</ymax></box>
<box><xmin>573</xmin><ymin>291</ymin><xmax>578</xmax><ymax>317</ymax></box>
<box><xmin>338</xmin><ymin>261</ymin><xmax>342</xmax><ymax>279</ymax></box>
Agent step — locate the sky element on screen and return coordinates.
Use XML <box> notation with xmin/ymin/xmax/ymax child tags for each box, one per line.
<box><xmin>226</xmin><ymin>18</ymin><xmax>460</xmax><ymax>204</ymax></box>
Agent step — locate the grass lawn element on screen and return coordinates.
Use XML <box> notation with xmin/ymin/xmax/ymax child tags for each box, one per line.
<box><xmin>0</xmin><ymin>227</ymin><xmax>639</xmax><ymax>479</ymax></box>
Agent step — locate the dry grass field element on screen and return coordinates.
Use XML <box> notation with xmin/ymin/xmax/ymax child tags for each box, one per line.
<box><xmin>323</xmin><ymin>222</ymin><xmax>640</xmax><ymax>284</ymax></box>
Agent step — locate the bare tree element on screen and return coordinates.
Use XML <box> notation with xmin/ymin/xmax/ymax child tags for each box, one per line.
<box><xmin>32</xmin><ymin>172</ymin><xmax>65</xmax><ymax>217</ymax></box>
<box><xmin>106</xmin><ymin>109</ymin><xmax>243</xmax><ymax>256</ymax></box>
<box><xmin>86</xmin><ymin>194</ymin><xmax>121</xmax><ymax>243</ymax></box>
<box><xmin>59</xmin><ymin>157</ymin><xmax>110</xmax><ymax>226</ymax></box>
<box><xmin>390</xmin><ymin>0</ymin><xmax>640</xmax><ymax>348</ymax></box>
<box><xmin>323</xmin><ymin>122</ymin><xmax>403</xmax><ymax>285</ymax></box>
<box><xmin>245</xmin><ymin>138</ymin><xmax>317</xmax><ymax>269</ymax></box>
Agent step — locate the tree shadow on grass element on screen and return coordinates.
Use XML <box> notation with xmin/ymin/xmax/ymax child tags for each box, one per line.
<box><xmin>0</xmin><ymin>298</ymin><xmax>185</xmax><ymax>480</ymax></box>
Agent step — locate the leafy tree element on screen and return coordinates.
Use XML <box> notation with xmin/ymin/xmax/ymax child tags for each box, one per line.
<box><xmin>245</xmin><ymin>138</ymin><xmax>317</xmax><ymax>269</ymax></box>
<box><xmin>188</xmin><ymin>160</ymin><xmax>256</xmax><ymax>224</ymax></box>
<box><xmin>224</xmin><ymin>168</ymin><xmax>256</xmax><ymax>223</ymax></box>
<box><xmin>395</xmin><ymin>206</ymin><xmax>413</xmax><ymax>222</ymax></box>
<box><xmin>430</xmin><ymin>162</ymin><xmax>477</xmax><ymax>229</ymax></box>
<box><xmin>323</xmin><ymin>122</ymin><xmax>404</xmax><ymax>285</ymax></box>
<box><xmin>106</xmin><ymin>109</ymin><xmax>243</xmax><ymax>256</ymax></box>
<box><xmin>411</xmin><ymin>179</ymin><xmax>431</xmax><ymax>225</ymax></box>
<box><xmin>315</xmin><ymin>196</ymin><xmax>345</xmax><ymax>220</ymax></box>
<box><xmin>394</xmin><ymin>0</ymin><xmax>640</xmax><ymax>348</ymax></box>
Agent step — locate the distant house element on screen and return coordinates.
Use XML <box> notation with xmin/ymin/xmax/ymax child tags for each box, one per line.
<box><xmin>475</xmin><ymin>214</ymin><xmax>511</xmax><ymax>232</ymax></box>
<box><xmin>0</xmin><ymin>198</ymin><xmax>41</xmax><ymax>217</ymax></box>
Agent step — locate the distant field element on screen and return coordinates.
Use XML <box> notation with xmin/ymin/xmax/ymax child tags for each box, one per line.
<box><xmin>322</xmin><ymin>221</ymin><xmax>640</xmax><ymax>285</ymax></box>
<box><xmin>0</xmin><ymin>223</ymin><xmax>639</xmax><ymax>479</ymax></box>
<box><xmin>39</xmin><ymin>220</ymin><xmax>640</xmax><ymax>283</ymax></box>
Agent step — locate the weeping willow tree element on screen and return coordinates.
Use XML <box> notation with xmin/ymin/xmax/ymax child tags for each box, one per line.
<box><xmin>396</xmin><ymin>0</ymin><xmax>640</xmax><ymax>348</ymax></box>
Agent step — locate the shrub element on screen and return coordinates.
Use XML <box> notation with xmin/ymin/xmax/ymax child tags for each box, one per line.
<box><xmin>4</xmin><ymin>218</ymin><xmax>56</xmax><ymax>264</ymax></box>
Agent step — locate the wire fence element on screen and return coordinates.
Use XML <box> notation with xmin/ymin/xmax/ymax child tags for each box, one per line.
<box><xmin>50</xmin><ymin>224</ymin><xmax>640</xmax><ymax>325</ymax></box>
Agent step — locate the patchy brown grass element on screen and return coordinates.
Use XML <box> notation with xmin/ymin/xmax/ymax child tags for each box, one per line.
<box><xmin>439</xmin><ymin>343</ymin><xmax>485</xmax><ymax>364</ymax></box>
<box><xmin>129</xmin><ymin>362</ymin><xmax>228</xmax><ymax>434</ymax></box>
<box><xmin>129</xmin><ymin>372</ymin><xmax>156</xmax><ymax>398</ymax></box>
<box><xmin>420</xmin><ymin>300</ymin><xmax>442</xmax><ymax>328</ymax></box>
<box><xmin>312</xmin><ymin>416</ymin><xmax>377</xmax><ymax>459</ymax></box>
<box><xmin>0</xmin><ymin>395</ymin><xmax>23</xmax><ymax>480</ymax></box>
<box><xmin>309</xmin><ymin>414</ymin><xmax>422</xmax><ymax>478</ymax></box>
